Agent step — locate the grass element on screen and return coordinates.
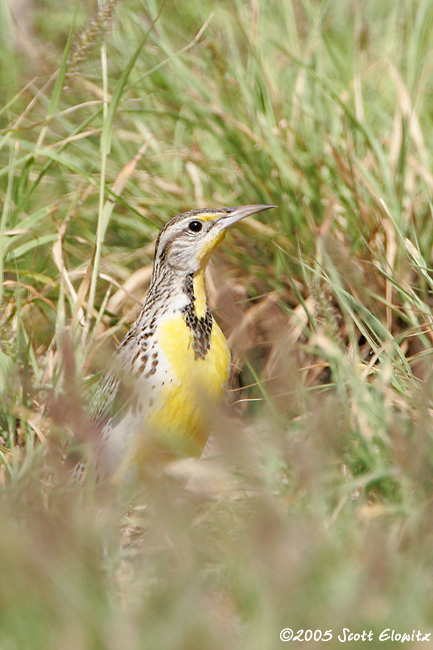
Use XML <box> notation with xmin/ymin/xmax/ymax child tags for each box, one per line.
<box><xmin>1</xmin><ymin>0</ymin><xmax>433</xmax><ymax>647</ymax></box>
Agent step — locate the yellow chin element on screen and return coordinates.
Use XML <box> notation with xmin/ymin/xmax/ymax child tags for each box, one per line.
<box><xmin>197</xmin><ymin>231</ymin><xmax>226</xmax><ymax>267</ymax></box>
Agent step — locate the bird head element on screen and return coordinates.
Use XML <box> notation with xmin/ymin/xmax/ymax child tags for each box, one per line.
<box><xmin>153</xmin><ymin>204</ymin><xmax>276</xmax><ymax>275</ymax></box>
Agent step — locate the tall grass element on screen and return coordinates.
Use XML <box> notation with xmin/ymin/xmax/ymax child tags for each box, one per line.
<box><xmin>1</xmin><ymin>0</ymin><xmax>433</xmax><ymax>647</ymax></box>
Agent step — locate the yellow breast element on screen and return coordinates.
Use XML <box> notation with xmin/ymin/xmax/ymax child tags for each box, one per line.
<box><xmin>149</xmin><ymin>313</ymin><xmax>230</xmax><ymax>454</ymax></box>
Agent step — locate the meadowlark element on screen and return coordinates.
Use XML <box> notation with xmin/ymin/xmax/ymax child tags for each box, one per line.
<box><xmin>73</xmin><ymin>204</ymin><xmax>276</xmax><ymax>484</ymax></box>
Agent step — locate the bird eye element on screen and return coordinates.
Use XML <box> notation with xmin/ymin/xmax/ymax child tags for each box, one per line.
<box><xmin>188</xmin><ymin>220</ymin><xmax>202</xmax><ymax>233</ymax></box>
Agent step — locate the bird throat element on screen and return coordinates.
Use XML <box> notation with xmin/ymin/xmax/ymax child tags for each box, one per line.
<box><xmin>192</xmin><ymin>271</ymin><xmax>207</xmax><ymax>319</ymax></box>
<box><xmin>181</xmin><ymin>271</ymin><xmax>213</xmax><ymax>360</ymax></box>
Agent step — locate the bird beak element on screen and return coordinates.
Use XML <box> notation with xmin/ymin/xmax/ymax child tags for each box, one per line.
<box><xmin>216</xmin><ymin>204</ymin><xmax>277</xmax><ymax>231</ymax></box>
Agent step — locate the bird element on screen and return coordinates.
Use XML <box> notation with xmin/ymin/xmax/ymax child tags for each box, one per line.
<box><xmin>72</xmin><ymin>203</ymin><xmax>276</xmax><ymax>484</ymax></box>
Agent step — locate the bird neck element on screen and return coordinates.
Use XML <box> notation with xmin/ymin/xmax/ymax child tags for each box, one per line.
<box><xmin>181</xmin><ymin>270</ymin><xmax>213</xmax><ymax>360</ymax></box>
<box><xmin>140</xmin><ymin>268</ymin><xmax>213</xmax><ymax>360</ymax></box>
<box><xmin>144</xmin><ymin>266</ymin><xmax>210</xmax><ymax>319</ymax></box>
<box><xmin>183</xmin><ymin>270</ymin><xmax>209</xmax><ymax>320</ymax></box>
<box><xmin>191</xmin><ymin>270</ymin><xmax>208</xmax><ymax>319</ymax></box>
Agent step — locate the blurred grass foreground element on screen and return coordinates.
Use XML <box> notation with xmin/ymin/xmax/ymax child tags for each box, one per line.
<box><xmin>2</xmin><ymin>0</ymin><xmax>433</xmax><ymax>647</ymax></box>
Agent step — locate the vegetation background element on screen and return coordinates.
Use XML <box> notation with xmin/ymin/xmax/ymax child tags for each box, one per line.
<box><xmin>1</xmin><ymin>0</ymin><xmax>433</xmax><ymax>647</ymax></box>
